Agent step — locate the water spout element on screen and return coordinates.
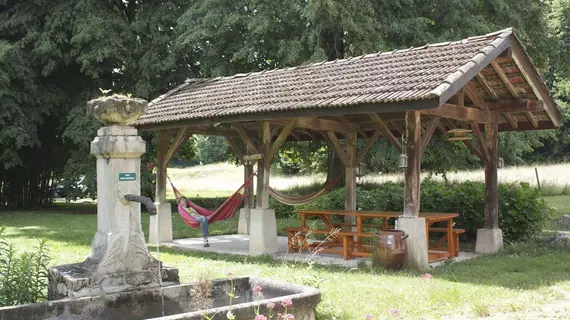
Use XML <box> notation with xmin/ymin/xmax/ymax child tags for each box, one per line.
<box><xmin>124</xmin><ymin>194</ymin><xmax>157</xmax><ymax>215</ymax></box>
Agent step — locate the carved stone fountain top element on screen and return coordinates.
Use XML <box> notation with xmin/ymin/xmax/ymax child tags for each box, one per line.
<box><xmin>87</xmin><ymin>95</ymin><xmax>148</xmax><ymax>125</ymax></box>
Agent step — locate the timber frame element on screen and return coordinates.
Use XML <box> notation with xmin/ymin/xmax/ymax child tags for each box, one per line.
<box><xmin>137</xmin><ymin>28</ymin><xmax>562</xmax><ymax>260</ymax></box>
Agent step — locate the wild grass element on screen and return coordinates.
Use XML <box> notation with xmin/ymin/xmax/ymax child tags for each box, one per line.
<box><xmin>169</xmin><ymin>162</ymin><xmax>570</xmax><ymax>198</ymax></box>
<box><xmin>2</xmin><ymin>201</ymin><xmax>570</xmax><ymax>319</ymax></box>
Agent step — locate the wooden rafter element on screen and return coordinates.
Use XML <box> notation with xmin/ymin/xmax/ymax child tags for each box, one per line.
<box><xmin>421</xmin><ymin>103</ymin><xmax>493</xmax><ymax>123</ymax></box>
<box><xmin>369</xmin><ymin>113</ymin><xmax>402</xmax><ymax>152</ymax></box>
<box><xmin>510</xmin><ymin>42</ymin><xmax>561</xmax><ymax>127</ymax></box>
<box><xmin>475</xmin><ymin>73</ymin><xmax>499</xmax><ymax>100</ymax></box>
<box><xmin>232</xmin><ymin>123</ymin><xmax>259</xmax><ymax>154</ymax></box>
<box><xmin>269</xmin><ymin>119</ymin><xmax>296</xmax><ymax>159</ymax></box>
<box><xmin>491</xmin><ymin>61</ymin><xmax>520</xmax><ymax>98</ymax></box>
<box><xmin>491</xmin><ymin>61</ymin><xmax>524</xmax><ymax>129</ymax></box>
<box><xmin>224</xmin><ymin>136</ymin><xmax>244</xmax><ymax>162</ymax></box>
<box><xmin>467</xmin><ymin>79</ymin><xmax>518</xmax><ymax>129</ymax></box>
<box><xmin>325</xmin><ymin>132</ymin><xmax>350</xmax><ymax>167</ymax></box>
<box><xmin>470</xmin><ymin>122</ymin><xmax>490</xmax><ymax>163</ymax></box>
<box><xmin>420</xmin><ymin>117</ymin><xmax>440</xmax><ymax>154</ymax></box>
<box><xmin>164</xmin><ymin>126</ymin><xmax>190</xmax><ymax>165</ymax></box>
<box><xmin>355</xmin><ymin>130</ymin><xmax>382</xmax><ymax>165</ymax></box>
<box><xmin>390</xmin><ymin>120</ymin><xmax>404</xmax><ymax>135</ymax></box>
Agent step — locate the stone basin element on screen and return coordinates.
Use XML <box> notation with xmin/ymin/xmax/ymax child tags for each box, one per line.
<box><xmin>0</xmin><ymin>276</ymin><xmax>320</xmax><ymax>320</ymax></box>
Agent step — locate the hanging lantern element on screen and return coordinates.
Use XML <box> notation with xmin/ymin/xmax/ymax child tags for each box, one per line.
<box><xmin>398</xmin><ymin>135</ymin><xmax>407</xmax><ymax>168</ymax></box>
<box><xmin>446</xmin><ymin>128</ymin><xmax>472</xmax><ymax>141</ymax></box>
<box><xmin>398</xmin><ymin>153</ymin><xmax>408</xmax><ymax>168</ymax></box>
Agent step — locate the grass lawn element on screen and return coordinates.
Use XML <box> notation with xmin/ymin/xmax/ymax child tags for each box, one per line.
<box><xmin>2</xmin><ymin>204</ymin><xmax>570</xmax><ymax>319</ymax></box>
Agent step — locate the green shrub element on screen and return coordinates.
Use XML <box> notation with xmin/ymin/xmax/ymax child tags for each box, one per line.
<box><xmin>0</xmin><ymin>226</ymin><xmax>50</xmax><ymax>307</ymax></box>
<box><xmin>267</xmin><ymin>180</ymin><xmax>551</xmax><ymax>242</ymax></box>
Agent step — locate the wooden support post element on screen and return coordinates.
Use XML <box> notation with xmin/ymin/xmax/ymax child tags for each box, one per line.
<box><xmin>403</xmin><ymin>111</ymin><xmax>421</xmax><ymax>218</ymax></box>
<box><xmin>345</xmin><ymin>133</ymin><xmax>357</xmax><ymax>228</ymax></box>
<box><xmin>150</xmin><ymin>130</ymin><xmax>173</xmax><ymax>244</ymax></box>
<box><xmin>256</xmin><ymin>122</ymin><xmax>271</xmax><ymax>209</ymax></box>
<box><xmin>239</xmin><ymin>144</ymin><xmax>255</xmax><ymax>234</ymax></box>
<box><xmin>484</xmin><ymin>114</ymin><xmax>499</xmax><ymax>229</ymax></box>
<box><xmin>155</xmin><ymin>131</ymin><xmax>168</xmax><ymax>204</ymax></box>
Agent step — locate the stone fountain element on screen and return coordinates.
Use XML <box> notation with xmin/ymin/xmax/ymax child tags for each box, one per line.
<box><xmin>48</xmin><ymin>95</ymin><xmax>179</xmax><ymax>300</ymax></box>
<box><xmin>0</xmin><ymin>95</ymin><xmax>320</xmax><ymax>320</ymax></box>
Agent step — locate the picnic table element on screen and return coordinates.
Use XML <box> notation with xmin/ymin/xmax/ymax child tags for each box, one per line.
<box><xmin>285</xmin><ymin>209</ymin><xmax>461</xmax><ymax>262</ymax></box>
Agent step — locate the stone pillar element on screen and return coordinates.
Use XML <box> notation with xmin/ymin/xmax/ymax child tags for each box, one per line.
<box><xmin>476</xmin><ymin>114</ymin><xmax>504</xmax><ymax>253</ymax></box>
<box><xmin>397</xmin><ymin>111</ymin><xmax>428</xmax><ymax>269</ymax></box>
<box><xmin>48</xmin><ymin>96</ymin><xmax>178</xmax><ymax>300</ymax></box>
<box><xmin>150</xmin><ymin>131</ymin><xmax>173</xmax><ymax>244</ymax></box>
<box><xmin>249</xmin><ymin>121</ymin><xmax>278</xmax><ymax>255</ymax></box>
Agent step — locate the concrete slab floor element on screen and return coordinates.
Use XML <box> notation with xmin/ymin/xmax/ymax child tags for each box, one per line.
<box><xmin>162</xmin><ymin>235</ymin><xmax>479</xmax><ymax>268</ymax></box>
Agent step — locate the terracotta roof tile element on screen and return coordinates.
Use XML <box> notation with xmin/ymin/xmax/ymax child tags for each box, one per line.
<box><xmin>135</xmin><ymin>28</ymin><xmax>515</xmax><ymax>127</ymax></box>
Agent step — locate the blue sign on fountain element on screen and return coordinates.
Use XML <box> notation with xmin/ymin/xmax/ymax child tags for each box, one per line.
<box><xmin>118</xmin><ymin>172</ymin><xmax>136</xmax><ymax>181</ymax></box>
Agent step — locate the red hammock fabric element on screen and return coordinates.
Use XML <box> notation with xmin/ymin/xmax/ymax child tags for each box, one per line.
<box><xmin>168</xmin><ymin>173</ymin><xmax>256</xmax><ymax>229</ymax></box>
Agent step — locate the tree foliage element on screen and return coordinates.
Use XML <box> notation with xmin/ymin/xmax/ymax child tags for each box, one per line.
<box><xmin>1</xmin><ymin>0</ymin><xmax>569</xmax><ymax>207</ymax></box>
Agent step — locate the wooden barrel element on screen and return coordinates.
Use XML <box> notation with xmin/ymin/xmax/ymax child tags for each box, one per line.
<box><xmin>372</xmin><ymin>230</ymin><xmax>408</xmax><ymax>270</ymax></box>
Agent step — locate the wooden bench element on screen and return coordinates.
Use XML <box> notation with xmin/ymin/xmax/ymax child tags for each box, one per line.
<box><xmin>284</xmin><ymin>227</ymin><xmax>376</xmax><ymax>260</ymax></box>
<box><xmin>428</xmin><ymin>227</ymin><xmax>465</xmax><ymax>257</ymax></box>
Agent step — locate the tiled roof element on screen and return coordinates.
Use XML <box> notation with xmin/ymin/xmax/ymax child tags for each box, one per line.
<box><xmin>135</xmin><ymin>29</ymin><xmax>515</xmax><ymax>127</ymax></box>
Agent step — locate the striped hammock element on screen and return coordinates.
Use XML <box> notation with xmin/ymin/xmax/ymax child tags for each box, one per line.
<box><xmin>168</xmin><ymin>173</ymin><xmax>256</xmax><ymax>229</ymax></box>
<box><xmin>268</xmin><ymin>173</ymin><xmax>343</xmax><ymax>206</ymax></box>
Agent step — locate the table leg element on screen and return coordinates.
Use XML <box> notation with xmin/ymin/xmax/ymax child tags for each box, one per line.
<box><xmin>382</xmin><ymin>218</ymin><xmax>388</xmax><ymax>229</ymax></box>
<box><xmin>357</xmin><ymin>216</ymin><xmax>363</xmax><ymax>252</ymax></box>
<box><xmin>301</xmin><ymin>213</ymin><xmax>306</xmax><ymax>229</ymax></box>
<box><xmin>447</xmin><ymin>218</ymin><xmax>454</xmax><ymax>259</ymax></box>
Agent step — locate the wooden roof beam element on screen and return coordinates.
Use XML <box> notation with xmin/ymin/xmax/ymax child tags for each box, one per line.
<box><xmin>271</xmin><ymin>117</ymin><xmax>360</xmax><ymax>134</ymax></box>
<box><xmin>369</xmin><ymin>113</ymin><xmax>403</xmax><ymax>152</ymax></box>
<box><xmin>232</xmin><ymin>123</ymin><xmax>259</xmax><ymax>154</ymax></box>
<box><xmin>421</xmin><ymin>104</ymin><xmax>493</xmax><ymax>123</ymax></box>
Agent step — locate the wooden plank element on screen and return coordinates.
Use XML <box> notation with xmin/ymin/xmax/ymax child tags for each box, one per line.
<box><xmin>272</xmin><ymin>117</ymin><xmax>360</xmax><ymax>133</ymax></box>
<box><xmin>302</xmin><ymin>129</ymin><xmax>317</xmax><ymax>140</ymax></box>
<box><xmin>484</xmin><ymin>114</ymin><xmax>499</xmax><ymax>229</ymax></box>
<box><xmin>355</xmin><ymin>130</ymin><xmax>382</xmax><ymax>165</ymax></box>
<box><xmin>164</xmin><ymin>127</ymin><xmax>189</xmax><ymax>165</ymax></box>
<box><xmin>224</xmin><ymin>136</ymin><xmax>244</xmax><ymax>162</ymax></box>
<box><xmin>421</xmin><ymin>117</ymin><xmax>440</xmax><ymax>154</ymax></box>
<box><xmin>475</xmin><ymin>74</ymin><xmax>499</xmax><ymax>100</ymax></box>
<box><xmin>491</xmin><ymin>60</ymin><xmax>521</xmax><ymax>99</ymax></box>
<box><xmin>403</xmin><ymin>111</ymin><xmax>421</xmax><ymax>218</ymax></box>
<box><xmin>369</xmin><ymin>113</ymin><xmax>403</xmax><ymax>152</ymax></box>
<box><xmin>422</xmin><ymin>103</ymin><xmax>493</xmax><ymax>123</ymax></box>
<box><xmin>487</xmin><ymin>99</ymin><xmax>543</xmax><ymax>113</ymax></box>
<box><xmin>470</xmin><ymin>122</ymin><xmax>490</xmax><ymax>163</ymax></box>
<box><xmin>326</xmin><ymin>132</ymin><xmax>350</xmax><ymax>167</ymax></box>
<box><xmin>345</xmin><ymin>133</ymin><xmax>357</xmax><ymax>229</ymax></box>
<box><xmin>269</xmin><ymin>119</ymin><xmax>296</xmax><ymax>159</ymax></box>
<box><xmin>233</xmin><ymin>123</ymin><xmax>259</xmax><ymax>154</ymax></box>
<box><xmin>510</xmin><ymin>41</ymin><xmax>561</xmax><ymax>127</ymax></box>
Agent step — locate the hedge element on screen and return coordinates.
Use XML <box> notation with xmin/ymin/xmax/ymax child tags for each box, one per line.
<box><xmin>178</xmin><ymin>180</ymin><xmax>551</xmax><ymax>242</ymax></box>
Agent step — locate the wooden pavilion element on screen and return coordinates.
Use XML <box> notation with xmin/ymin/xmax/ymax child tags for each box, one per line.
<box><xmin>134</xmin><ymin>28</ymin><xmax>562</xmax><ymax>269</ymax></box>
